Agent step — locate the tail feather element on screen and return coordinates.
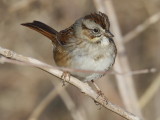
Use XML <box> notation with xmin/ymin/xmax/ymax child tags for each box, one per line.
<box><xmin>21</xmin><ymin>21</ymin><xmax>58</xmax><ymax>44</ymax></box>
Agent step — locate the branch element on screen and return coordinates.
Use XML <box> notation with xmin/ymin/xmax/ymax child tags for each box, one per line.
<box><xmin>28</xmin><ymin>84</ymin><xmax>67</xmax><ymax>120</ymax></box>
<box><xmin>124</xmin><ymin>12</ymin><xmax>160</xmax><ymax>43</ymax></box>
<box><xmin>29</xmin><ymin>82</ymin><xmax>87</xmax><ymax>120</ymax></box>
<box><xmin>139</xmin><ymin>74</ymin><xmax>160</xmax><ymax>108</ymax></box>
<box><xmin>0</xmin><ymin>46</ymin><xmax>141</xmax><ymax>120</ymax></box>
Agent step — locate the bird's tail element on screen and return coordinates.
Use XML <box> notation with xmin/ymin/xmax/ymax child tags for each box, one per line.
<box><xmin>21</xmin><ymin>21</ymin><xmax>58</xmax><ymax>45</ymax></box>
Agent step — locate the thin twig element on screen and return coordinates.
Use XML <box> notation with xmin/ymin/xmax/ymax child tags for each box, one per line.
<box><xmin>0</xmin><ymin>54</ymin><xmax>156</xmax><ymax>76</ymax></box>
<box><xmin>0</xmin><ymin>46</ymin><xmax>141</xmax><ymax>120</ymax></box>
<box><xmin>28</xmin><ymin>81</ymin><xmax>87</xmax><ymax>120</ymax></box>
<box><xmin>124</xmin><ymin>12</ymin><xmax>160</xmax><ymax>43</ymax></box>
<box><xmin>28</xmin><ymin>84</ymin><xmax>67</xmax><ymax>120</ymax></box>
<box><xmin>56</xmin><ymin>81</ymin><xmax>88</xmax><ymax>120</ymax></box>
<box><xmin>112</xmin><ymin>68</ymin><xmax>156</xmax><ymax>76</ymax></box>
<box><xmin>139</xmin><ymin>74</ymin><xmax>160</xmax><ymax>108</ymax></box>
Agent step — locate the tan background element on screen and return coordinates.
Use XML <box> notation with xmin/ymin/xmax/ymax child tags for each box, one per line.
<box><xmin>0</xmin><ymin>0</ymin><xmax>160</xmax><ymax>120</ymax></box>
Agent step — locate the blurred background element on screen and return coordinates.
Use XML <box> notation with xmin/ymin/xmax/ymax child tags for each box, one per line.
<box><xmin>0</xmin><ymin>0</ymin><xmax>160</xmax><ymax>120</ymax></box>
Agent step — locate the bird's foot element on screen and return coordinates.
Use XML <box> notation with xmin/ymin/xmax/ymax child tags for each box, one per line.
<box><xmin>61</xmin><ymin>71</ymin><xmax>70</xmax><ymax>86</ymax></box>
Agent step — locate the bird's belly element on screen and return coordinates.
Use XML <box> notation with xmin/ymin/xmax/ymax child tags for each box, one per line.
<box><xmin>70</xmin><ymin>54</ymin><xmax>115</xmax><ymax>81</ymax></box>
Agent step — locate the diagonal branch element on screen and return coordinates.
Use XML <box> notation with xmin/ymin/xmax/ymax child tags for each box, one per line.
<box><xmin>0</xmin><ymin>46</ymin><xmax>141</xmax><ymax>120</ymax></box>
<box><xmin>139</xmin><ymin>74</ymin><xmax>160</xmax><ymax>109</ymax></box>
<box><xmin>124</xmin><ymin>12</ymin><xmax>160</xmax><ymax>43</ymax></box>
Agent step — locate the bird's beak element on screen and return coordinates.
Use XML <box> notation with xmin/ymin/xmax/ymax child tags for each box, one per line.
<box><xmin>104</xmin><ymin>31</ymin><xmax>114</xmax><ymax>38</ymax></box>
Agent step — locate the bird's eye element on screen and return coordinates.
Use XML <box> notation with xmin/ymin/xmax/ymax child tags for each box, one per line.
<box><xmin>92</xmin><ymin>28</ymin><xmax>100</xmax><ymax>33</ymax></box>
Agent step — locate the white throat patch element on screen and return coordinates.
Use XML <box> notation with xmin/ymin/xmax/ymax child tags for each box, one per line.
<box><xmin>101</xmin><ymin>37</ymin><xmax>110</xmax><ymax>46</ymax></box>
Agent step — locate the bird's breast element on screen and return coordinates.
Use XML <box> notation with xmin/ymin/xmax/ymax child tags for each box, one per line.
<box><xmin>54</xmin><ymin>39</ymin><xmax>116</xmax><ymax>81</ymax></box>
<box><xmin>68</xmin><ymin>43</ymin><xmax>116</xmax><ymax>81</ymax></box>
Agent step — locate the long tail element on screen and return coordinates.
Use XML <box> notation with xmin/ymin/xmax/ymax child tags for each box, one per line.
<box><xmin>21</xmin><ymin>21</ymin><xmax>58</xmax><ymax>45</ymax></box>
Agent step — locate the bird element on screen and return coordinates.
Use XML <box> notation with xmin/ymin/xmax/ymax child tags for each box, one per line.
<box><xmin>21</xmin><ymin>12</ymin><xmax>117</xmax><ymax>89</ymax></box>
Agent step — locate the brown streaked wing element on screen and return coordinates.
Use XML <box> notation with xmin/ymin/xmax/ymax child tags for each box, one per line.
<box><xmin>57</xmin><ymin>26</ymin><xmax>74</xmax><ymax>45</ymax></box>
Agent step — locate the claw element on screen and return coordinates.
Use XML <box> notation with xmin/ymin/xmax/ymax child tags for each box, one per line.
<box><xmin>61</xmin><ymin>71</ymin><xmax>70</xmax><ymax>86</ymax></box>
<box><xmin>96</xmin><ymin>90</ymin><xmax>108</xmax><ymax>104</ymax></box>
<box><xmin>96</xmin><ymin>90</ymin><xmax>104</xmax><ymax>99</ymax></box>
<box><xmin>94</xmin><ymin>100</ymin><xmax>102</xmax><ymax>110</ymax></box>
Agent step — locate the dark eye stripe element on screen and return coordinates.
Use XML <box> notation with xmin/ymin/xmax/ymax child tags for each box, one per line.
<box><xmin>82</xmin><ymin>23</ymin><xmax>102</xmax><ymax>38</ymax></box>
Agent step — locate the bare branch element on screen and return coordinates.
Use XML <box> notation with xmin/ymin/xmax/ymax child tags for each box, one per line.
<box><xmin>124</xmin><ymin>12</ymin><xmax>160</xmax><ymax>43</ymax></box>
<box><xmin>0</xmin><ymin>46</ymin><xmax>141</xmax><ymax>120</ymax></box>
<box><xmin>28</xmin><ymin>82</ymin><xmax>87</xmax><ymax>120</ymax></box>
<box><xmin>139</xmin><ymin>74</ymin><xmax>160</xmax><ymax>109</ymax></box>
<box><xmin>0</xmin><ymin>50</ymin><xmax>155</xmax><ymax>76</ymax></box>
<box><xmin>28</xmin><ymin>84</ymin><xmax>67</xmax><ymax>120</ymax></box>
<box><xmin>112</xmin><ymin>68</ymin><xmax>156</xmax><ymax>76</ymax></box>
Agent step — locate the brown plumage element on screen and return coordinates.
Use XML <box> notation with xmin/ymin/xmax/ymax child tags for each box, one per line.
<box><xmin>84</xmin><ymin>12</ymin><xmax>110</xmax><ymax>30</ymax></box>
<box><xmin>21</xmin><ymin>12</ymin><xmax>117</xmax><ymax>82</ymax></box>
<box><xmin>21</xmin><ymin>21</ymin><xmax>58</xmax><ymax>44</ymax></box>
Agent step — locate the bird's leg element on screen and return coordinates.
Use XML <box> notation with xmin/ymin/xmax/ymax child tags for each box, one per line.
<box><xmin>61</xmin><ymin>71</ymin><xmax>70</xmax><ymax>86</ymax></box>
<box><xmin>91</xmin><ymin>80</ymin><xmax>103</xmax><ymax>97</ymax></box>
<box><xmin>91</xmin><ymin>80</ymin><xmax>108</xmax><ymax>104</ymax></box>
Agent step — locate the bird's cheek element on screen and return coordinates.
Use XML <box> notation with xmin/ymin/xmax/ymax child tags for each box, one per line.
<box><xmin>82</xmin><ymin>30</ymin><xmax>95</xmax><ymax>41</ymax></box>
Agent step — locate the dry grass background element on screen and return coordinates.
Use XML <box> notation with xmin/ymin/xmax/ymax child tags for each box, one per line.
<box><xmin>0</xmin><ymin>0</ymin><xmax>160</xmax><ymax>120</ymax></box>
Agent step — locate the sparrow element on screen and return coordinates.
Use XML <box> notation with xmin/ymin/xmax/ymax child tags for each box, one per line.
<box><xmin>21</xmin><ymin>12</ymin><xmax>117</xmax><ymax>83</ymax></box>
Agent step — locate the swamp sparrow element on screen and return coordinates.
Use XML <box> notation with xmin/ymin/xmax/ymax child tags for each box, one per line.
<box><xmin>22</xmin><ymin>12</ymin><xmax>117</xmax><ymax>82</ymax></box>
